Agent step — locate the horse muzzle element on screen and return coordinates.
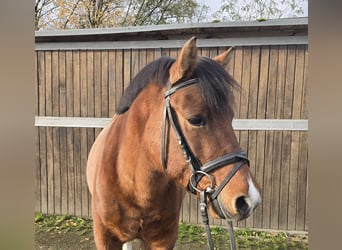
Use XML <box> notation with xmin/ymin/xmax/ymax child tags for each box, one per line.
<box><xmin>209</xmin><ymin>178</ymin><xmax>262</xmax><ymax>220</ymax></box>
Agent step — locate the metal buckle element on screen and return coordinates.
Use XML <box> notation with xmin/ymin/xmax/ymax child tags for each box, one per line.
<box><xmin>189</xmin><ymin>171</ymin><xmax>215</xmax><ymax>193</ymax></box>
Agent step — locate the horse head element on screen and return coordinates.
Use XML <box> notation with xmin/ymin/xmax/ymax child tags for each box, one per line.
<box><xmin>163</xmin><ymin>37</ymin><xmax>261</xmax><ymax>221</ymax></box>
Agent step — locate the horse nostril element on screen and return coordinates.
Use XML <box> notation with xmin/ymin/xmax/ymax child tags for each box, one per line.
<box><xmin>235</xmin><ymin>196</ymin><xmax>250</xmax><ymax>216</ymax></box>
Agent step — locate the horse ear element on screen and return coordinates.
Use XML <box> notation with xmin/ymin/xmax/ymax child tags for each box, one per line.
<box><xmin>169</xmin><ymin>36</ymin><xmax>198</xmax><ymax>84</ymax></box>
<box><xmin>213</xmin><ymin>47</ymin><xmax>234</xmax><ymax>69</ymax></box>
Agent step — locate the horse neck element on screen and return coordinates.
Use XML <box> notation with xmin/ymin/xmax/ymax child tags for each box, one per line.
<box><xmin>116</xmin><ymin>83</ymin><xmax>167</xmax><ymax>186</ymax></box>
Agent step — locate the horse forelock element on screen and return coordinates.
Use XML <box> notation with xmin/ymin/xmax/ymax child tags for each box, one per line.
<box><xmin>116</xmin><ymin>56</ymin><xmax>238</xmax><ymax>116</ymax></box>
<box><xmin>195</xmin><ymin>57</ymin><xmax>239</xmax><ymax>117</ymax></box>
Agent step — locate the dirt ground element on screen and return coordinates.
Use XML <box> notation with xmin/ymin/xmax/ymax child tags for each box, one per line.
<box><xmin>35</xmin><ymin>225</ymin><xmax>308</xmax><ymax>250</ymax></box>
<box><xmin>35</xmin><ymin>226</ymin><xmax>95</xmax><ymax>250</ymax></box>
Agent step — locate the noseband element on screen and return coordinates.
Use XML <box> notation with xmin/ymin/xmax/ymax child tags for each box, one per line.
<box><xmin>161</xmin><ymin>78</ymin><xmax>250</xmax><ymax>250</ymax></box>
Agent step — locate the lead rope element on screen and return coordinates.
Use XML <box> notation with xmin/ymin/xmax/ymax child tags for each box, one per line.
<box><xmin>227</xmin><ymin>220</ymin><xmax>237</xmax><ymax>250</ymax></box>
<box><xmin>200</xmin><ymin>189</ymin><xmax>237</xmax><ymax>250</ymax></box>
<box><xmin>200</xmin><ymin>190</ymin><xmax>215</xmax><ymax>250</ymax></box>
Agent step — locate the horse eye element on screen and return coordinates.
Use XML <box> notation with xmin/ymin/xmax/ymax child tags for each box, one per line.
<box><xmin>188</xmin><ymin>116</ymin><xmax>206</xmax><ymax>127</ymax></box>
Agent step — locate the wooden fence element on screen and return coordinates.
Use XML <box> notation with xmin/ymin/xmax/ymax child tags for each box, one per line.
<box><xmin>35</xmin><ymin>18</ymin><xmax>308</xmax><ymax>232</ymax></box>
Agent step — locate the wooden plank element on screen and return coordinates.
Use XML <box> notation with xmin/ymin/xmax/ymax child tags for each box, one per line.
<box><xmin>94</xmin><ymin>51</ymin><xmax>103</xmax><ymax>139</ymax></box>
<box><xmin>279</xmin><ymin>45</ymin><xmax>296</xmax><ymax>230</ymax></box>
<box><xmin>79</xmin><ymin>51</ymin><xmax>88</xmax><ymax>216</ymax></box>
<box><xmin>160</xmin><ymin>47</ymin><xmax>169</xmax><ymax>57</ymax></box>
<box><xmin>52</xmin><ymin>51</ymin><xmax>60</xmax><ymax>117</ymax></box>
<box><xmin>60</xmin><ymin>127</ymin><xmax>68</xmax><ymax>214</ymax></box>
<box><xmin>37</xmin><ymin>51</ymin><xmax>46</xmax><ymax>116</ymax></box>
<box><xmin>303</xmin><ymin>46</ymin><xmax>308</xmax><ymax>231</ymax></box>
<box><xmin>81</xmin><ymin>127</ymin><xmax>90</xmax><ymax>216</ymax></box>
<box><xmin>52</xmin><ymin>126</ymin><xmax>61</xmax><ymax>214</ymax></box>
<box><xmin>146</xmin><ymin>48</ymin><xmax>154</xmax><ymax>64</ymax></box>
<box><xmin>35</xmin><ymin>127</ymin><xmax>41</xmax><ymax>212</ymax></box>
<box><xmin>66</xmin><ymin>51</ymin><xmax>74</xmax><ymax>117</ymax></box>
<box><xmin>46</xmin><ymin>127</ymin><xmax>55</xmax><ymax>214</ymax></box>
<box><xmin>59</xmin><ymin>51</ymin><xmax>67</xmax><ymax>116</ymax></box>
<box><xmin>265</xmin><ymin>46</ymin><xmax>278</xmax><ymax>119</ymax></box>
<box><xmin>39</xmin><ymin>126</ymin><xmax>48</xmax><ymax>213</ymax></box>
<box><xmin>181</xmin><ymin>192</ymin><xmax>191</xmax><ymax>224</ymax></box>
<box><xmin>236</xmin><ymin>46</ymin><xmax>251</xmax><ymax>228</ymax></box>
<box><xmin>87</xmin><ymin>51</ymin><xmax>95</xmax><ymax>216</ymax></box>
<box><xmin>66</xmin><ymin>127</ymin><xmax>75</xmax><ymax>215</ymax></box>
<box><xmin>81</xmin><ymin>127</ymin><xmax>88</xmax><ymax>217</ymax></box>
<box><xmin>101</xmin><ymin>51</ymin><xmax>109</xmax><ymax>117</ymax></box>
<box><xmin>248</xmin><ymin>47</ymin><xmax>260</xmax><ymax>119</ymax></box>
<box><xmin>139</xmin><ymin>49</ymin><xmax>147</xmax><ymax>71</ymax></box>
<box><xmin>108</xmin><ymin>51</ymin><xmax>116</xmax><ymax>116</ymax></box>
<box><xmin>209</xmin><ymin>47</ymin><xmax>219</xmax><ymax>58</ymax></box>
<box><xmin>35</xmin><ymin>52</ymin><xmax>38</xmax><ymax>116</ymax></box>
<box><xmin>87</xmin><ymin>51</ymin><xmax>95</xmax><ymax>118</ymax></box>
<box><xmin>256</xmin><ymin>46</ymin><xmax>269</xmax><ymax>119</ymax></box>
<box><xmin>44</xmin><ymin>51</ymin><xmax>53</xmax><ymax>214</ymax></box>
<box><xmin>289</xmin><ymin>45</ymin><xmax>305</xmax><ymax>230</ymax></box>
<box><xmin>115</xmin><ymin>50</ymin><xmax>124</xmax><ymax>111</ymax></box>
<box><xmin>123</xmin><ymin>49</ymin><xmax>132</xmax><ymax>91</ymax></box>
<box><xmin>94</xmin><ymin>51</ymin><xmax>102</xmax><ymax>118</ymax></box>
<box><xmin>245</xmin><ymin>47</ymin><xmax>259</xmax><ymax>228</ymax></box>
<box><xmin>289</xmin><ymin>131</ymin><xmax>300</xmax><ymax>230</ymax></box>
<box><xmin>271</xmin><ymin>46</ymin><xmax>286</xmax><ymax>230</ymax></box>
<box><xmin>253</xmin><ymin>129</ymin><xmax>265</xmax><ymax>228</ymax></box>
<box><xmin>35</xmin><ymin>52</ymin><xmax>42</xmax><ymax>212</ymax></box>
<box><xmin>297</xmin><ymin>131</ymin><xmax>308</xmax><ymax>230</ymax></box>
<box><xmin>292</xmin><ymin>46</ymin><xmax>305</xmax><ymax>119</ymax></box>
<box><xmin>71</xmin><ymin>51</ymin><xmax>82</xmax><ymax>216</ymax></box>
<box><xmin>73</xmin><ymin>51</ymin><xmax>81</xmax><ymax>116</ymax></box>
<box><xmin>131</xmin><ymin>49</ymin><xmax>140</xmax><ymax>80</ymax></box>
<box><xmin>252</xmin><ymin>46</ymin><xmax>269</xmax><ymax>228</ymax></box>
<box><xmin>232</xmin><ymin>47</ymin><xmax>243</xmax><ymax>119</ymax></box>
<box><xmin>239</xmin><ymin>46</ymin><xmax>251</xmax><ymax>119</ymax></box>
<box><xmin>189</xmin><ymin>194</ymin><xmax>198</xmax><ymax>225</ymax></box>
<box><xmin>65</xmin><ymin>51</ymin><xmax>75</xmax><ymax>214</ymax></box>
<box><xmin>200</xmin><ymin>47</ymin><xmax>210</xmax><ymax>57</ymax></box>
<box><xmin>154</xmin><ymin>48</ymin><xmax>162</xmax><ymax>60</ymax></box>
<box><xmin>80</xmin><ymin>51</ymin><xmax>88</xmax><ymax>117</ymax></box>
<box><xmin>51</xmin><ymin>51</ymin><xmax>61</xmax><ymax>214</ymax></box>
<box><xmin>283</xmin><ymin>45</ymin><xmax>296</xmax><ymax>120</ymax></box>
<box><xmin>169</xmin><ymin>48</ymin><xmax>178</xmax><ymax>59</ymax></box>
<box><xmin>299</xmin><ymin>46</ymin><xmax>308</xmax><ymax>231</ymax></box>
<box><xmin>45</xmin><ymin>51</ymin><xmax>53</xmax><ymax>116</ymax></box>
<box><xmin>73</xmin><ymin>127</ymin><xmax>82</xmax><ymax>215</ymax></box>
<box><xmin>278</xmin><ymin>130</ymin><xmax>291</xmax><ymax>230</ymax></box>
<box><xmin>58</xmin><ymin>51</ymin><xmax>68</xmax><ymax>214</ymax></box>
<box><xmin>266</xmin><ymin>46</ymin><xmax>279</xmax><ymax>229</ymax></box>
<box><xmin>301</xmin><ymin>46</ymin><xmax>308</xmax><ymax>119</ymax></box>
<box><xmin>245</xmin><ymin>130</ymin><xmax>257</xmax><ymax>228</ymax></box>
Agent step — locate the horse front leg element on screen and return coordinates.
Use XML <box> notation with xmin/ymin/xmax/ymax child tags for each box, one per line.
<box><xmin>92</xmin><ymin>209</ymin><xmax>124</xmax><ymax>250</ymax></box>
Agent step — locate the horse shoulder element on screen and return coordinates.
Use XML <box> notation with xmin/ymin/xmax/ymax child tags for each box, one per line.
<box><xmin>86</xmin><ymin>115</ymin><xmax>120</xmax><ymax>195</ymax></box>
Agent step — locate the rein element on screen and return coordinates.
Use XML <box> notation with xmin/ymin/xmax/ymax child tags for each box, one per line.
<box><xmin>161</xmin><ymin>78</ymin><xmax>250</xmax><ymax>250</ymax></box>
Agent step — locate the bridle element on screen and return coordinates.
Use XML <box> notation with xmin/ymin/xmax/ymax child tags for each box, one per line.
<box><xmin>161</xmin><ymin>78</ymin><xmax>250</xmax><ymax>250</ymax></box>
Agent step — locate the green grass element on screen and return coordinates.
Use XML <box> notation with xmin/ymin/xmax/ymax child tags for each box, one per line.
<box><xmin>35</xmin><ymin>213</ymin><xmax>93</xmax><ymax>235</ymax></box>
<box><xmin>35</xmin><ymin>213</ymin><xmax>308</xmax><ymax>249</ymax></box>
<box><xmin>177</xmin><ymin>222</ymin><xmax>307</xmax><ymax>249</ymax></box>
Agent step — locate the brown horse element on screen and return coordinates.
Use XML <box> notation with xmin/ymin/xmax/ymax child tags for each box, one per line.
<box><xmin>87</xmin><ymin>37</ymin><xmax>261</xmax><ymax>249</ymax></box>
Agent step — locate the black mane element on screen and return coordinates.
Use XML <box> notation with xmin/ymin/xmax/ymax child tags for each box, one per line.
<box><xmin>116</xmin><ymin>57</ymin><xmax>175</xmax><ymax>114</ymax></box>
<box><xmin>116</xmin><ymin>56</ymin><xmax>238</xmax><ymax>115</ymax></box>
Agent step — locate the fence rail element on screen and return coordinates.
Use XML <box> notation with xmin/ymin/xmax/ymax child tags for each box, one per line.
<box><xmin>35</xmin><ymin>18</ymin><xmax>308</xmax><ymax>232</ymax></box>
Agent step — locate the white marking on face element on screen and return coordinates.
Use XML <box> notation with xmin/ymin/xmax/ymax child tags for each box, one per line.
<box><xmin>248</xmin><ymin>177</ymin><xmax>261</xmax><ymax>208</ymax></box>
